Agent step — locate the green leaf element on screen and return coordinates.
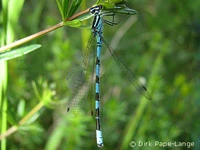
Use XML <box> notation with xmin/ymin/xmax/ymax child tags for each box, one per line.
<box><xmin>24</xmin><ymin>113</ymin><xmax>40</xmax><ymax>125</ymax></box>
<box><xmin>96</xmin><ymin>0</ymin><xmax>137</xmax><ymax>15</ymax></box>
<box><xmin>97</xmin><ymin>0</ymin><xmax>127</xmax><ymax>4</ymax></box>
<box><xmin>19</xmin><ymin>124</ymin><xmax>44</xmax><ymax>132</ymax></box>
<box><xmin>63</xmin><ymin>19</ymin><xmax>82</xmax><ymax>28</ymax></box>
<box><xmin>62</xmin><ymin>0</ymin><xmax>69</xmax><ymax>19</ymax></box>
<box><xmin>106</xmin><ymin>0</ymin><xmax>126</xmax><ymax>3</ymax></box>
<box><xmin>0</xmin><ymin>44</ymin><xmax>41</xmax><ymax>61</ymax></box>
<box><xmin>56</xmin><ymin>0</ymin><xmax>64</xmax><ymax>20</ymax></box>
<box><xmin>56</xmin><ymin>0</ymin><xmax>69</xmax><ymax>21</ymax></box>
<box><xmin>67</xmin><ymin>0</ymin><xmax>82</xmax><ymax>18</ymax></box>
<box><xmin>56</xmin><ymin>0</ymin><xmax>82</xmax><ymax>21</ymax></box>
<box><xmin>17</xmin><ymin>99</ymin><xmax>26</xmax><ymax>117</ymax></box>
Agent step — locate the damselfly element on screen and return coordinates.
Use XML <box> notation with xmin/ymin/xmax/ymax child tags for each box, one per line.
<box><xmin>67</xmin><ymin>4</ymin><xmax>151</xmax><ymax>148</ymax></box>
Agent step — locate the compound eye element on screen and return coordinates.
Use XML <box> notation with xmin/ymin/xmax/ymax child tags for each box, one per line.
<box><xmin>90</xmin><ymin>9</ymin><xmax>95</xmax><ymax>14</ymax></box>
<box><xmin>90</xmin><ymin>5</ymin><xmax>102</xmax><ymax>14</ymax></box>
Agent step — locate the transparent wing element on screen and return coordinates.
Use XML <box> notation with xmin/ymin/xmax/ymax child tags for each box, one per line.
<box><xmin>66</xmin><ymin>63</ymin><xmax>87</xmax><ymax>119</ymax></box>
<box><xmin>101</xmin><ymin>36</ymin><xmax>152</xmax><ymax>100</ymax></box>
<box><xmin>66</xmin><ymin>35</ymin><xmax>97</xmax><ymax>119</ymax></box>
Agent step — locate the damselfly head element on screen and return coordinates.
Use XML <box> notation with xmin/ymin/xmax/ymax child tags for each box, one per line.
<box><xmin>90</xmin><ymin>5</ymin><xmax>103</xmax><ymax>15</ymax></box>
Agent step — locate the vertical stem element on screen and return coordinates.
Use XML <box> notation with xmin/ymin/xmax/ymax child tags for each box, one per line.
<box><xmin>120</xmin><ymin>52</ymin><xmax>163</xmax><ymax>150</ymax></box>
<box><xmin>0</xmin><ymin>1</ymin><xmax>8</xmax><ymax>149</ymax></box>
<box><xmin>0</xmin><ymin>62</ymin><xmax>7</xmax><ymax>150</ymax></box>
<box><xmin>0</xmin><ymin>1</ymin><xmax>24</xmax><ymax>149</ymax></box>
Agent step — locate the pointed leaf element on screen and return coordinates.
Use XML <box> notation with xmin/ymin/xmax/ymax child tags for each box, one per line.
<box><xmin>67</xmin><ymin>0</ymin><xmax>82</xmax><ymax>18</ymax></box>
<box><xmin>0</xmin><ymin>44</ymin><xmax>41</xmax><ymax>61</ymax></box>
<box><xmin>62</xmin><ymin>0</ymin><xmax>69</xmax><ymax>19</ymax></box>
<box><xmin>56</xmin><ymin>0</ymin><xmax>65</xmax><ymax>20</ymax></box>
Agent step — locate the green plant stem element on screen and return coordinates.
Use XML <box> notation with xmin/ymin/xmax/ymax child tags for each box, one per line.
<box><xmin>0</xmin><ymin>62</ymin><xmax>7</xmax><ymax>150</ymax></box>
<box><xmin>0</xmin><ymin>101</ymin><xmax>44</xmax><ymax>141</ymax></box>
<box><xmin>0</xmin><ymin>22</ymin><xmax>63</xmax><ymax>52</ymax></box>
<box><xmin>120</xmin><ymin>52</ymin><xmax>163</xmax><ymax>149</ymax></box>
<box><xmin>0</xmin><ymin>8</ymin><xmax>90</xmax><ymax>53</ymax></box>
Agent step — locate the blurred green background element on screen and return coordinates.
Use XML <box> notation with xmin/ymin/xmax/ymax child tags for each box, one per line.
<box><xmin>1</xmin><ymin>0</ymin><xmax>200</xmax><ymax>150</ymax></box>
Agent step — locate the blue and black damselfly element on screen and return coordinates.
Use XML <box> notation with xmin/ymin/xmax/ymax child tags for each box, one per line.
<box><xmin>67</xmin><ymin>4</ymin><xmax>151</xmax><ymax>148</ymax></box>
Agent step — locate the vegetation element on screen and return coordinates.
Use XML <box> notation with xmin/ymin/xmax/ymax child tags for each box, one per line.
<box><xmin>0</xmin><ymin>0</ymin><xmax>200</xmax><ymax>149</ymax></box>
